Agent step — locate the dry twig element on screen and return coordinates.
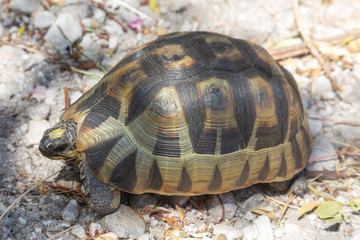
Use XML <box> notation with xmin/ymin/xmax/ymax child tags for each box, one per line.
<box><xmin>293</xmin><ymin>0</ymin><xmax>341</xmax><ymax>93</ymax></box>
<box><xmin>277</xmin><ymin>193</ymin><xmax>296</xmax><ymax>225</ymax></box>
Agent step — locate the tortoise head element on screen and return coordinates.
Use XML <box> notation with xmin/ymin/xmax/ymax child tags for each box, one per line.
<box><xmin>39</xmin><ymin>119</ymin><xmax>79</xmax><ymax>161</ymax></box>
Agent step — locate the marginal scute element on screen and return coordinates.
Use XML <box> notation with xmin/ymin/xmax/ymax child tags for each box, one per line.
<box><xmin>177</xmin><ymin>166</ymin><xmax>192</xmax><ymax>192</ymax></box>
<box><xmin>109</xmin><ymin>150</ymin><xmax>137</xmax><ymax>191</ymax></box>
<box><xmin>208</xmin><ymin>165</ymin><xmax>222</xmax><ymax>190</ymax></box>
<box><xmin>146</xmin><ymin>160</ymin><xmax>163</xmax><ymax>190</ymax></box>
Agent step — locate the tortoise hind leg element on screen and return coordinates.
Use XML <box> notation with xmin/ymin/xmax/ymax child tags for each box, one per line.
<box><xmin>267</xmin><ymin>171</ymin><xmax>307</xmax><ymax>197</ymax></box>
<box><xmin>80</xmin><ymin>162</ymin><xmax>121</xmax><ymax>215</ymax></box>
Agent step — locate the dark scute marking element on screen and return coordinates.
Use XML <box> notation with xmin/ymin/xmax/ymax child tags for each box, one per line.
<box><xmin>152</xmin><ymin>131</ymin><xmax>181</xmax><ymax>157</ymax></box>
<box><xmin>146</xmin><ymin>160</ymin><xmax>163</xmax><ymax>190</ymax></box>
<box><xmin>76</xmin><ymin>82</ymin><xmax>107</xmax><ymax>113</ymax></box>
<box><xmin>139</xmin><ymin>47</ymin><xmax>204</xmax><ymax>80</ymax></box>
<box><xmin>255</xmin><ymin>125</ymin><xmax>281</xmax><ymax>150</ymax></box>
<box><xmin>220</xmin><ymin>128</ymin><xmax>246</xmax><ymax>154</ymax></box>
<box><xmin>212</xmin><ymin>57</ymin><xmax>252</xmax><ymax>73</ymax></box>
<box><xmin>258</xmin><ymin>155</ymin><xmax>270</xmax><ymax>181</ymax></box>
<box><xmin>85</xmin><ymin>136</ymin><xmax>121</xmax><ymax>173</ymax></box>
<box><xmin>290</xmin><ymin>137</ymin><xmax>304</xmax><ymax>170</ymax></box>
<box><xmin>175</xmin><ymin>81</ymin><xmax>205</xmax><ymax>151</ymax></box>
<box><xmin>195</xmin><ymin>128</ymin><xmax>217</xmax><ymax>154</ymax></box>
<box><xmin>204</xmin><ymin>85</ymin><xmax>226</xmax><ymax>111</ymax></box>
<box><xmin>177</xmin><ymin>166</ymin><xmax>192</xmax><ymax>192</ymax></box>
<box><xmin>105</xmin><ymin>48</ymin><xmax>150</xmax><ymax>77</ymax></box>
<box><xmin>182</xmin><ymin>36</ymin><xmax>217</xmax><ymax>68</ymax></box>
<box><xmin>269</xmin><ymin>77</ymin><xmax>289</xmax><ymax>144</ymax></box>
<box><xmin>231</xmin><ymin>39</ymin><xmax>274</xmax><ymax>78</ymax></box>
<box><xmin>301</xmin><ymin>126</ymin><xmax>312</xmax><ymax>149</ymax></box>
<box><xmin>289</xmin><ymin>118</ymin><xmax>300</xmax><ymax>141</ymax></box>
<box><xmin>161</xmin><ymin>53</ymin><xmax>185</xmax><ymax>63</ymax></box>
<box><xmin>126</xmin><ymin>78</ymin><xmax>169</xmax><ymax>125</ymax></box>
<box><xmin>82</xmin><ymin>95</ymin><xmax>121</xmax><ymax>129</ymax></box>
<box><xmin>229</xmin><ymin>74</ymin><xmax>256</xmax><ymax>148</ymax></box>
<box><xmin>235</xmin><ymin>161</ymin><xmax>249</xmax><ymax>186</ymax></box>
<box><xmin>110</xmin><ymin>150</ymin><xmax>138</xmax><ymax>191</ymax></box>
<box><xmin>278</xmin><ymin>152</ymin><xmax>287</xmax><ymax>178</ymax></box>
<box><xmin>279</xmin><ymin>64</ymin><xmax>304</xmax><ymax>116</ymax></box>
<box><xmin>208</xmin><ymin>165</ymin><xmax>222</xmax><ymax>191</ymax></box>
<box><xmin>209</xmin><ymin>41</ymin><xmax>234</xmax><ymax>53</ymax></box>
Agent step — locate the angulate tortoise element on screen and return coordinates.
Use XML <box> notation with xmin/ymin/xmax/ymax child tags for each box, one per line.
<box><xmin>39</xmin><ymin>31</ymin><xmax>312</xmax><ymax>215</ymax></box>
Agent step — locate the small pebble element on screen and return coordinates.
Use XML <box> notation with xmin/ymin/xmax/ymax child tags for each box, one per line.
<box><xmin>61</xmin><ymin>200</ymin><xmax>79</xmax><ymax>221</ymax></box>
<box><xmin>99</xmin><ymin>205</ymin><xmax>146</xmax><ymax>239</ymax></box>
<box><xmin>7</xmin><ymin>143</ymin><xmax>15</xmax><ymax>152</ymax></box>
<box><xmin>273</xmin><ymin>228</ymin><xmax>283</xmax><ymax>238</ymax></box>
<box><xmin>31</xmin><ymin>11</ymin><xmax>55</xmax><ymax>28</ymax></box>
<box><xmin>213</xmin><ymin>224</ymin><xmax>242</xmax><ymax>240</ymax></box>
<box><xmin>18</xmin><ymin>217</ymin><xmax>27</xmax><ymax>225</ymax></box>
<box><xmin>89</xmin><ymin>222</ymin><xmax>104</xmax><ymax>237</ymax></box>
<box><xmin>71</xmin><ymin>224</ymin><xmax>86</xmax><ymax>239</ymax></box>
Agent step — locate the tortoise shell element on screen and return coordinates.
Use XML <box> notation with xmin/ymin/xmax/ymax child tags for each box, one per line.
<box><xmin>60</xmin><ymin>32</ymin><xmax>312</xmax><ymax>195</ymax></box>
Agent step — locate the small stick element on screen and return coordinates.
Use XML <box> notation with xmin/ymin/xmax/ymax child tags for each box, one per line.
<box><xmin>46</xmin><ymin>225</ymin><xmax>76</xmax><ymax>240</ymax></box>
<box><xmin>116</xmin><ymin>0</ymin><xmax>154</xmax><ymax>22</ymax></box>
<box><xmin>293</xmin><ymin>0</ymin><xmax>341</xmax><ymax>93</ymax></box>
<box><xmin>64</xmin><ymin>87</ymin><xmax>70</xmax><ymax>109</ymax></box>
<box><xmin>277</xmin><ymin>193</ymin><xmax>296</xmax><ymax>225</ymax></box>
<box><xmin>1</xmin><ymin>40</ymin><xmax>52</xmax><ymax>58</ymax></box>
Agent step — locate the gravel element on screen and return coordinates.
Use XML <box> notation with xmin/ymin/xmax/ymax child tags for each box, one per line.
<box><xmin>1</xmin><ymin>0</ymin><xmax>360</xmax><ymax>239</ymax></box>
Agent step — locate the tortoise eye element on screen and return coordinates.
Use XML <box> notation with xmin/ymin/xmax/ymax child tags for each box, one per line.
<box><xmin>53</xmin><ymin>144</ymin><xmax>67</xmax><ymax>152</ymax></box>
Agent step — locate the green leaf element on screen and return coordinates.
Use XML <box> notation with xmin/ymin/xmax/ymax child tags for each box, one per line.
<box><xmin>315</xmin><ymin>201</ymin><xmax>343</xmax><ymax>219</ymax></box>
<box><xmin>324</xmin><ymin>213</ymin><xmax>343</xmax><ymax>223</ymax></box>
<box><xmin>350</xmin><ymin>198</ymin><xmax>360</xmax><ymax>212</ymax></box>
<box><xmin>297</xmin><ymin>202</ymin><xmax>320</xmax><ymax>218</ymax></box>
<box><xmin>17</xmin><ymin>26</ymin><xmax>26</xmax><ymax>37</ymax></box>
<box><xmin>149</xmin><ymin>0</ymin><xmax>159</xmax><ymax>13</ymax></box>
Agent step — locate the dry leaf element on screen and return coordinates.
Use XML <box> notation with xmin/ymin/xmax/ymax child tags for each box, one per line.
<box><xmin>18</xmin><ymin>169</ymin><xmax>30</xmax><ymax>178</ymax></box>
<box><xmin>297</xmin><ymin>202</ymin><xmax>320</xmax><ymax>218</ymax></box>
<box><xmin>315</xmin><ymin>201</ymin><xmax>343</xmax><ymax>219</ymax></box>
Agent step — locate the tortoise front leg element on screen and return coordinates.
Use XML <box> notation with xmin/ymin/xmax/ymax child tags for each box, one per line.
<box><xmin>80</xmin><ymin>162</ymin><xmax>121</xmax><ymax>215</ymax></box>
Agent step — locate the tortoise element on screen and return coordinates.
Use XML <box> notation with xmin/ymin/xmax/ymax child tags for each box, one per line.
<box><xmin>39</xmin><ymin>31</ymin><xmax>312</xmax><ymax>215</ymax></box>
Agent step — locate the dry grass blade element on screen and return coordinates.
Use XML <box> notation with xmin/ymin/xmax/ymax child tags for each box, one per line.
<box><xmin>1</xmin><ymin>40</ymin><xmax>53</xmax><ymax>58</ymax></box>
<box><xmin>46</xmin><ymin>225</ymin><xmax>76</xmax><ymax>240</ymax></box>
<box><xmin>293</xmin><ymin>0</ymin><xmax>341</xmax><ymax>93</ymax></box>
<box><xmin>175</xmin><ymin>205</ymin><xmax>186</xmax><ymax>226</ymax></box>
<box><xmin>116</xmin><ymin>0</ymin><xmax>154</xmax><ymax>21</ymax></box>
<box><xmin>0</xmin><ymin>170</ymin><xmax>60</xmax><ymax>223</ymax></box>
<box><xmin>277</xmin><ymin>193</ymin><xmax>296</xmax><ymax>225</ymax></box>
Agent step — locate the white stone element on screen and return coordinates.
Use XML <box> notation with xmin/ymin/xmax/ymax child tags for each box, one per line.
<box><xmin>253</xmin><ymin>215</ymin><xmax>274</xmax><ymax>240</ymax></box>
<box><xmin>31</xmin><ymin>11</ymin><xmax>55</xmax><ymax>29</ymax></box>
<box><xmin>79</xmin><ymin>33</ymin><xmax>104</xmax><ymax>62</ymax></box>
<box><xmin>45</xmin><ymin>13</ymin><xmax>83</xmax><ymax>53</ymax></box>
<box><xmin>307</xmin><ymin>135</ymin><xmax>337</xmax><ymax>171</ymax></box>
<box><xmin>61</xmin><ymin>200</ymin><xmax>79</xmax><ymax>221</ymax></box>
<box><xmin>71</xmin><ymin>224</ymin><xmax>86</xmax><ymax>239</ymax></box>
<box><xmin>7</xmin><ymin>144</ymin><xmax>15</xmax><ymax>152</ymax></box>
<box><xmin>213</xmin><ymin>224</ymin><xmax>242</xmax><ymax>240</ymax></box>
<box><xmin>24</xmin><ymin>120</ymin><xmax>50</xmax><ymax>147</ymax></box>
<box><xmin>18</xmin><ymin>217</ymin><xmax>27</xmax><ymax>225</ymax></box>
<box><xmin>242</xmin><ymin>224</ymin><xmax>259</xmax><ymax>240</ymax></box>
<box><xmin>99</xmin><ymin>205</ymin><xmax>146</xmax><ymax>239</ymax></box>
<box><xmin>9</xmin><ymin>0</ymin><xmax>43</xmax><ymax>14</ymax></box>
<box><xmin>89</xmin><ymin>222</ymin><xmax>104</xmax><ymax>237</ymax></box>
<box><xmin>108</xmin><ymin>36</ymin><xmax>119</xmax><ymax>51</ymax></box>
<box><xmin>273</xmin><ymin>228</ymin><xmax>283</xmax><ymax>238</ymax></box>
